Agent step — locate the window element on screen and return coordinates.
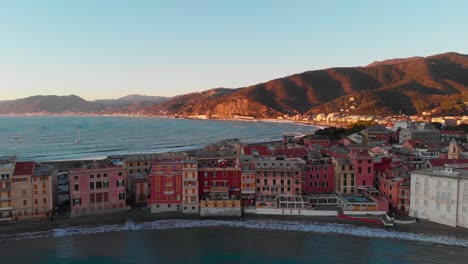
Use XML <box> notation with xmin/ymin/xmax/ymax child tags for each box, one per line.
<box><xmin>96</xmin><ymin>182</ymin><xmax>102</xmax><ymax>189</ymax></box>
<box><xmin>43</xmin><ymin>198</ymin><xmax>47</xmax><ymax>204</ymax></box>
<box><xmin>74</xmin><ymin>184</ymin><xmax>79</xmax><ymax>191</ymax></box>
<box><xmin>90</xmin><ymin>182</ymin><xmax>95</xmax><ymax>190</ymax></box>
<box><xmin>104</xmin><ymin>173</ymin><xmax>108</xmax><ymax>177</ymax></box>
<box><xmin>23</xmin><ymin>200</ymin><xmax>27</xmax><ymax>206</ymax></box>
<box><xmin>34</xmin><ymin>199</ymin><xmax>38</xmax><ymax>205</ymax></box>
<box><xmin>323</xmin><ymin>174</ymin><xmax>327</xmax><ymax>179</ymax></box>
<box><xmin>97</xmin><ymin>174</ymin><xmax>101</xmax><ymax>178</ymax></box>
<box><xmin>90</xmin><ymin>174</ymin><xmax>94</xmax><ymax>178</ymax></box>
<box><xmin>367</xmin><ymin>167</ymin><xmax>371</xmax><ymax>173</ymax></box>
<box><xmin>90</xmin><ymin>194</ymin><xmax>95</xmax><ymax>203</ymax></box>
<box><xmin>358</xmin><ymin>167</ymin><xmax>362</xmax><ymax>173</ymax></box>
<box><xmin>73</xmin><ymin>198</ymin><xmax>81</xmax><ymax>205</ymax></box>
<box><xmin>96</xmin><ymin>193</ymin><xmax>103</xmax><ymax>203</ymax></box>
<box><xmin>74</xmin><ymin>176</ymin><xmax>78</xmax><ymax>180</ymax></box>
<box><xmin>119</xmin><ymin>193</ymin><xmax>126</xmax><ymax>200</ymax></box>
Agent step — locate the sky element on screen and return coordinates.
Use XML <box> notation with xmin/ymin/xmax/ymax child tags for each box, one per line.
<box><xmin>0</xmin><ymin>0</ymin><xmax>467</xmax><ymax>101</ymax></box>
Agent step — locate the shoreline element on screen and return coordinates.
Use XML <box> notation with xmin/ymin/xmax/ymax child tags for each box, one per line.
<box><xmin>1</xmin><ymin>209</ymin><xmax>467</xmax><ymax>243</ymax></box>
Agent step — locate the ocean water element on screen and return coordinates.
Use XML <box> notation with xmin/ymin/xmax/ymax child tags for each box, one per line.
<box><xmin>0</xmin><ymin>219</ymin><xmax>467</xmax><ymax>264</ymax></box>
<box><xmin>0</xmin><ymin>116</ymin><xmax>317</xmax><ymax>161</ymax></box>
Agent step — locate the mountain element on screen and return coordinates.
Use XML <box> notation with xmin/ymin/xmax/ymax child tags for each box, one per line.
<box><xmin>146</xmin><ymin>52</ymin><xmax>468</xmax><ymax>117</ymax></box>
<box><xmin>94</xmin><ymin>94</ymin><xmax>170</xmax><ymax>107</ymax></box>
<box><xmin>0</xmin><ymin>94</ymin><xmax>171</xmax><ymax>114</ymax></box>
<box><xmin>0</xmin><ymin>95</ymin><xmax>102</xmax><ymax>114</ymax></box>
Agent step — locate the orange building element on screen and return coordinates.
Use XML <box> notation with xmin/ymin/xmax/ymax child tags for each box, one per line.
<box><xmin>11</xmin><ymin>162</ymin><xmax>56</xmax><ymax>220</ymax></box>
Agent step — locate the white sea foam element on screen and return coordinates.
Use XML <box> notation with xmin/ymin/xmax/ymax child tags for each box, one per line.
<box><xmin>1</xmin><ymin>219</ymin><xmax>467</xmax><ymax>247</ymax></box>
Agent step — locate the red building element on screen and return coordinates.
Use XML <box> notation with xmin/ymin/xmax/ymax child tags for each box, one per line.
<box><xmin>349</xmin><ymin>149</ymin><xmax>374</xmax><ymax>189</ymax></box>
<box><xmin>303</xmin><ymin>158</ymin><xmax>335</xmax><ymax>194</ymax></box>
<box><xmin>273</xmin><ymin>147</ymin><xmax>308</xmax><ymax>159</ymax></box>
<box><xmin>196</xmin><ymin>151</ymin><xmax>241</xmax><ymax>200</ymax></box>
<box><xmin>303</xmin><ymin>135</ymin><xmax>332</xmax><ymax>148</ymax></box>
<box><xmin>242</xmin><ymin>145</ymin><xmax>271</xmax><ymax>156</ymax></box>
<box><xmin>148</xmin><ymin>160</ymin><xmax>182</xmax><ymax>213</ymax></box>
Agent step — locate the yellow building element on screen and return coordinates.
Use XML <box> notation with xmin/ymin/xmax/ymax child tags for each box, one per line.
<box><xmin>182</xmin><ymin>160</ymin><xmax>199</xmax><ymax>213</ymax></box>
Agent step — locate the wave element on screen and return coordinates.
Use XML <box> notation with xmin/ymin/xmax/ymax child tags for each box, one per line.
<box><xmin>1</xmin><ymin>219</ymin><xmax>467</xmax><ymax>247</ymax></box>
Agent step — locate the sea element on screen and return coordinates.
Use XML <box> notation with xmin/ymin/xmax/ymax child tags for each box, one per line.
<box><xmin>1</xmin><ymin>116</ymin><xmax>467</xmax><ymax>263</ymax></box>
<box><xmin>0</xmin><ymin>116</ymin><xmax>318</xmax><ymax>161</ymax></box>
<box><xmin>0</xmin><ymin>219</ymin><xmax>467</xmax><ymax>263</ymax></box>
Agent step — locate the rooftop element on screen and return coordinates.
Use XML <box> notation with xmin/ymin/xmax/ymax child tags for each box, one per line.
<box><xmin>412</xmin><ymin>165</ymin><xmax>468</xmax><ymax>179</ymax></box>
<box><xmin>33</xmin><ymin>164</ymin><xmax>55</xmax><ymax>177</ymax></box>
<box><xmin>14</xmin><ymin>161</ymin><xmax>35</xmax><ymax>176</ymax></box>
<box><xmin>196</xmin><ymin>150</ymin><xmax>236</xmax><ymax>159</ymax></box>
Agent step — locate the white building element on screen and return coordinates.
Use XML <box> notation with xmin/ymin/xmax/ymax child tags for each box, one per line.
<box><xmin>410</xmin><ymin>165</ymin><xmax>468</xmax><ymax>228</ymax></box>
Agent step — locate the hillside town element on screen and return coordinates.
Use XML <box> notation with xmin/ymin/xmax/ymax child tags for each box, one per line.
<box><xmin>1</xmin><ymin>119</ymin><xmax>468</xmax><ymax>229</ymax></box>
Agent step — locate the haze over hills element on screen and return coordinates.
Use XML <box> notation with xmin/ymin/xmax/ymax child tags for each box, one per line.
<box><xmin>1</xmin><ymin>52</ymin><xmax>467</xmax><ymax>117</ymax></box>
<box><xmin>0</xmin><ymin>94</ymin><xmax>170</xmax><ymax>114</ymax></box>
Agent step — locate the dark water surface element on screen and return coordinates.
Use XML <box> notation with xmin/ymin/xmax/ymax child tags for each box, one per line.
<box><xmin>1</xmin><ymin>220</ymin><xmax>467</xmax><ymax>264</ymax></box>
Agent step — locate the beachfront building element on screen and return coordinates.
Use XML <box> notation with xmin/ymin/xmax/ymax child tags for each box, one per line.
<box><xmin>303</xmin><ymin>158</ymin><xmax>334</xmax><ymax>194</ymax></box>
<box><xmin>11</xmin><ymin>161</ymin><xmax>57</xmax><ymax>220</ymax></box>
<box><xmin>69</xmin><ymin>162</ymin><xmax>126</xmax><ymax>217</ymax></box>
<box><xmin>196</xmin><ymin>150</ymin><xmax>241</xmax><ymax>200</ymax></box>
<box><xmin>254</xmin><ymin>156</ymin><xmax>303</xmax><ymax>208</ymax></box>
<box><xmin>332</xmin><ymin>158</ymin><xmax>355</xmax><ymax>194</ymax></box>
<box><xmin>148</xmin><ymin>160</ymin><xmax>183</xmax><ymax>213</ymax></box>
<box><xmin>410</xmin><ymin>165</ymin><xmax>468</xmax><ymax>228</ymax></box>
<box><xmin>0</xmin><ymin>156</ymin><xmax>15</xmax><ymax>221</ymax></box>
<box><xmin>127</xmin><ymin>173</ymin><xmax>149</xmax><ymax>206</ymax></box>
<box><xmin>237</xmin><ymin>155</ymin><xmax>256</xmax><ymax>207</ymax></box>
<box><xmin>182</xmin><ymin>160</ymin><xmax>199</xmax><ymax>213</ymax></box>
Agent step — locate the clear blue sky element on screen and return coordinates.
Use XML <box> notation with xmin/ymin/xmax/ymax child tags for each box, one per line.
<box><xmin>1</xmin><ymin>0</ymin><xmax>467</xmax><ymax>100</ymax></box>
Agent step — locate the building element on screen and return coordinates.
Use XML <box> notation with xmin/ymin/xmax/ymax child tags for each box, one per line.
<box><xmin>362</xmin><ymin>125</ymin><xmax>394</xmax><ymax>144</ymax></box>
<box><xmin>69</xmin><ymin>162</ymin><xmax>126</xmax><ymax>217</ymax></box>
<box><xmin>302</xmin><ymin>135</ymin><xmax>332</xmax><ymax>148</ymax></box>
<box><xmin>254</xmin><ymin>156</ymin><xmax>303</xmax><ymax>208</ymax></box>
<box><xmin>410</xmin><ymin>165</ymin><xmax>468</xmax><ymax>228</ymax></box>
<box><xmin>333</xmin><ymin>158</ymin><xmax>355</xmax><ymax>194</ymax></box>
<box><xmin>127</xmin><ymin>173</ymin><xmax>149</xmax><ymax>206</ymax></box>
<box><xmin>0</xmin><ymin>156</ymin><xmax>15</xmax><ymax>221</ymax></box>
<box><xmin>196</xmin><ymin>150</ymin><xmax>241</xmax><ymax>200</ymax></box>
<box><xmin>399</xmin><ymin>129</ymin><xmax>440</xmax><ymax>146</ymax></box>
<box><xmin>182</xmin><ymin>160</ymin><xmax>199</xmax><ymax>213</ymax></box>
<box><xmin>303</xmin><ymin>158</ymin><xmax>334</xmax><ymax>194</ymax></box>
<box><xmin>148</xmin><ymin>160</ymin><xmax>183</xmax><ymax>213</ymax></box>
<box><xmin>11</xmin><ymin>161</ymin><xmax>56</xmax><ymax>220</ymax></box>
<box><xmin>349</xmin><ymin>149</ymin><xmax>374</xmax><ymax>189</ymax></box>
<box><xmin>441</xmin><ymin>130</ymin><xmax>467</xmax><ymax>143</ymax></box>
<box><xmin>237</xmin><ymin>156</ymin><xmax>256</xmax><ymax>207</ymax></box>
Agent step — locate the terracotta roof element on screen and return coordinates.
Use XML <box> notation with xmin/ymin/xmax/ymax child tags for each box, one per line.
<box><xmin>14</xmin><ymin>161</ymin><xmax>35</xmax><ymax>175</ymax></box>
<box><xmin>427</xmin><ymin>159</ymin><xmax>468</xmax><ymax>167</ymax></box>
<box><xmin>243</xmin><ymin>145</ymin><xmax>270</xmax><ymax>156</ymax></box>
<box><xmin>441</xmin><ymin>130</ymin><xmax>466</xmax><ymax>135</ymax></box>
<box><xmin>273</xmin><ymin>147</ymin><xmax>308</xmax><ymax>157</ymax></box>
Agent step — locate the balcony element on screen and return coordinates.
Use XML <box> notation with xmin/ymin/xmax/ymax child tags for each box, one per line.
<box><xmin>0</xmin><ymin>187</ymin><xmax>11</xmax><ymax>192</ymax></box>
<box><xmin>210</xmin><ymin>186</ymin><xmax>229</xmax><ymax>193</ymax></box>
<box><xmin>164</xmin><ymin>191</ymin><xmax>174</xmax><ymax>195</ymax></box>
<box><xmin>241</xmin><ymin>178</ymin><xmax>255</xmax><ymax>184</ymax></box>
<box><xmin>183</xmin><ymin>178</ymin><xmax>197</xmax><ymax>182</ymax></box>
<box><xmin>0</xmin><ymin>197</ymin><xmax>12</xmax><ymax>202</ymax></box>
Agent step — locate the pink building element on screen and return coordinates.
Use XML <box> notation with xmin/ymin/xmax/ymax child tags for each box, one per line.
<box><xmin>349</xmin><ymin>149</ymin><xmax>374</xmax><ymax>189</ymax></box>
<box><xmin>148</xmin><ymin>160</ymin><xmax>183</xmax><ymax>213</ymax></box>
<box><xmin>69</xmin><ymin>163</ymin><xmax>126</xmax><ymax>217</ymax></box>
<box><xmin>303</xmin><ymin>158</ymin><xmax>334</xmax><ymax>194</ymax></box>
<box><xmin>254</xmin><ymin>156</ymin><xmax>303</xmax><ymax>208</ymax></box>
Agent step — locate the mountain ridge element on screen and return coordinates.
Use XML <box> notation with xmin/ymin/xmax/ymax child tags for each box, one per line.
<box><xmin>1</xmin><ymin>52</ymin><xmax>467</xmax><ymax>116</ymax></box>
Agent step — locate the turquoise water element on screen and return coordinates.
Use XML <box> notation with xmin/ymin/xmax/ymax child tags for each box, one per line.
<box><xmin>1</xmin><ymin>220</ymin><xmax>467</xmax><ymax>264</ymax></box>
<box><xmin>0</xmin><ymin>116</ymin><xmax>316</xmax><ymax>161</ymax></box>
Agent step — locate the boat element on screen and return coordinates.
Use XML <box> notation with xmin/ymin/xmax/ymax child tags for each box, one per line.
<box><xmin>74</xmin><ymin>130</ymin><xmax>81</xmax><ymax>144</ymax></box>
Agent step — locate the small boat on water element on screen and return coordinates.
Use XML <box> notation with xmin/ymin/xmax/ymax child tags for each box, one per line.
<box><xmin>74</xmin><ymin>130</ymin><xmax>81</xmax><ymax>144</ymax></box>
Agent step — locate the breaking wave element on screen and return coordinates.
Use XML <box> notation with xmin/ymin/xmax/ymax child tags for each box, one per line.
<box><xmin>1</xmin><ymin>219</ymin><xmax>467</xmax><ymax>247</ymax></box>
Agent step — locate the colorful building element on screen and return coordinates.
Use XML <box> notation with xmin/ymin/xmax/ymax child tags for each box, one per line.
<box><xmin>182</xmin><ymin>160</ymin><xmax>199</xmax><ymax>213</ymax></box>
<box><xmin>11</xmin><ymin>161</ymin><xmax>57</xmax><ymax>220</ymax></box>
<box><xmin>332</xmin><ymin>158</ymin><xmax>355</xmax><ymax>194</ymax></box>
<box><xmin>349</xmin><ymin>149</ymin><xmax>375</xmax><ymax>189</ymax></box>
<box><xmin>69</xmin><ymin>162</ymin><xmax>126</xmax><ymax>217</ymax></box>
<box><xmin>303</xmin><ymin>158</ymin><xmax>334</xmax><ymax>194</ymax></box>
<box><xmin>148</xmin><ymin>160</ymin><xmax>183</xmax><ymax>213</ymax></box>
<box><xmin>127</xmin><ymin>173</ymin><xmax>149</xmax><ymax>205</ymax></box>
<box><xmin>237</xmin><ymin>155</ymin><xmax>256</xmax><ymax>206</ymax></box>
<box><xmin>0</xmin><ymin>156</ymin><xmax>15</xmax><ymax>221</ymax></box>
<box><xmin>196</xmin><ymin>151</ymin><xmax>241</xmax><ymax>200</ymax></box>
<box><xmin>254</xmin><ymin>156</ymin><xmax>303</xmax><ymax>208</ymax></box>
